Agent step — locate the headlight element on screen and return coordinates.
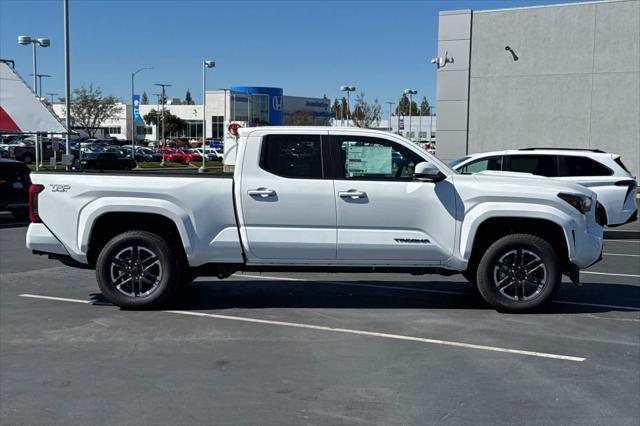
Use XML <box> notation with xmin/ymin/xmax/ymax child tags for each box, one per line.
<box><xmin>558</xmin><ymin>193</ymin><xmax>592</xmax><ymax>213</ymax></box>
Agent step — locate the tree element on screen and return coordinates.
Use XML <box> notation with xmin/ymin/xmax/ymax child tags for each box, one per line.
<box><xmin>331</xmin><ymin>99</ymin><xmax>341</xmax><ymax>118</ymax></box>
<box><xmin>141</xmin><ymin>91</ymin><xmax>149</xmax><ymax>105</ymax></box>
<box><xmin>184</xmin><ymin>89</ymin><xmax>194</xmax><ymax>105</ymax></box>
<box><xmin>143</xmin><ymin>109</ymin><xmax>186</xmax><ymax>136</ymax></box>
<box><xmin>351</xmin><ymin>92</ymin><xmax>381</xmax><ymax>128</ymax></box>
<box><xmin>420</xmin><ymin>96</ymin><xmax>431</xmax><ymax>116</ymax></box>
<box><xmin>61</xmin><ymin>85</ymin><xmax>122</xmax><ymax>138</ymax></box>
<box><xmin>395</xmin><ymin>94</ymin><xmax>418</xmax><ymax>116</ymax></box>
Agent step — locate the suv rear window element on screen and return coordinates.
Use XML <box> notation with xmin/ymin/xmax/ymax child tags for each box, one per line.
<box><xmin>505</xmin><ymin>155</ymin><xmax>558</xmax><ymax>177</ymax></box>
<box><xmin>260</xmin><ymin>134</ymin><xmax>323</xmax><ymax>178</ymax></box>
<box><xmin>558</xmin><ymin>156</ymin><xmax>612</xmax><ymax>177</ymax></box>
<box><xmin>614</xmin><ymin>157</ymin><xmax>630</xmax><ymax>173</ymax></box>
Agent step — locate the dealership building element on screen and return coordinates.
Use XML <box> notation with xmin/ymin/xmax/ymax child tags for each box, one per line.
<box><xmin>52</xmin><ymin>86</ymin><xmax>331</xmax><ymax>142</ymax></box>
<box><xmin>435</xmin><ymin>0</ymin><xmax>639</xmax><ymax>176</ymax></box>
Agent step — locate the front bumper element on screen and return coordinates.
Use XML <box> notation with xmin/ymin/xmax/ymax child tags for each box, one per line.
<box><xmin>570</xmin><ymin>223</ymin><xmax>603</xmax><ymax>269</ymax></box>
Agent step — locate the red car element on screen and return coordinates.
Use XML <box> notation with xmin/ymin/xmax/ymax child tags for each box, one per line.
<box><xmin>160</xmin><ymin>149</ymin><xmax>188</xmax><ymax>163</ymax></box>
<box><xmin>178</xmin><ymin>149</ymin><xmax>202</xmax><ymax>162</ymax></box>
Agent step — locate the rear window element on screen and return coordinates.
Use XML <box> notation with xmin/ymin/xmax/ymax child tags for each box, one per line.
<box><xmin>260</xmin><ymin>134</ymin><xmax>323</xmax><ymax>178</ymax></box>
<box><xmin>558</xmin><ymin>156</ymin><xmax>612</xmax><ymax>177</ymax></box>
<box><xmin>505</xmin><ymin>155</ymin><xmax>558</xmax><ymax>177</ymax></box>
<box><xmin>614</xmin><ymin>157</ymin><xmax>630</xmax><ymax>173</ymax></box>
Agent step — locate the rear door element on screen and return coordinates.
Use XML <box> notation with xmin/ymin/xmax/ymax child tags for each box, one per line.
<box><xmin>239</xmin><ymin>132</ymin><xmax>337</xmax><ymax>261</ymax></box>
<box><xmin>329</xmin><ymin>134</ymin><xmax>456</xmax><ymax>264</ymax></box>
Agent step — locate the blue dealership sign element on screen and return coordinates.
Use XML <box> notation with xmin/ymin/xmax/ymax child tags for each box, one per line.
<box><xmin>133</xmin><ymin>95</ymin><xmax>142</xmax><ymax>122</ymax></box>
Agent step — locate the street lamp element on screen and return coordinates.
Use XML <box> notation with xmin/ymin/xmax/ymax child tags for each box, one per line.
<box><xmin>131</xmin><ymin>67</ymin><xmax>153</xmax><ymax>159</ymax></box>
<box><xmin>29</xmin><ymin>73</ymin><xmax>51</xmax><ymax>98</ymax></box>
<box><xmin>340</xmin><ymin>85</ymin><xmax>356</xmax><ymax>126</ymax></box>
<box><xmin>46</xmin><ymin>92</ymin><xmax>58</xmax><ymax>105</ymax></box>
<box><xmin>18</xmin><ymin>36</ymin><xmax>50</xmax><ymax>94</ymax></box>
<box><xmin>152</xmin><ymin>93</ymin><xmax>161</xmax><ymax>143</ymax></box>
<box><xmin>154</xmin><ymin>83</ymin><xmax>171</xmax><ymax>166</ymax></box>
<box><xmin>404</xmin><ymin>89</ymin><xmax>417</xmax><ymax>141</ymax></box>
<box><xmin>386</xmin><ymin>101</ymin><xmax>395</xmax><ymax>132</ymax></box>
<box><xmin>199</xmin><ymin>60</ymin><xmax>215</xmax><ymax>173</ymax></box>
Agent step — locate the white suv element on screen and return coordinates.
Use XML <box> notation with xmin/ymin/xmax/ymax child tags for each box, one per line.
<box><xmin>449</xmin><ymin>148</ymin><xmax>637</xmax><ymax>226</ymax></box>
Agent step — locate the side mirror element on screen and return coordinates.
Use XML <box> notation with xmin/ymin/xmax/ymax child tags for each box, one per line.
<box><xmin>414</xmin><ymin>161</ymin><xmax>445</xmax><ymax>182</ymax></box>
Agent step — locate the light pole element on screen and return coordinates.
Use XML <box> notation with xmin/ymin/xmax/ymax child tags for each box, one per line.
<box><xmin>154</xmin><ymin>83</ymin><xmax>171</xmax><ymax>166</ymax></box>
<box><xmin>131</xmin><ymin>67</ymin><xmax>153</xmax><ymax>159</ymax></box>
<box><xmin>386</xmin><ymin>101</ymin><xmax>395</xmax><ymax>132</ymax></box>
<box><xmin>46</xmin><ymin>92</ymin><xmax>58</xmax><ymax>104</ymax></box>
<box><xmin>340</xmin><ymin>85</ymin><xmax>355</xmax><ymax>126</ymax></box>
<box><xmin>404</xmin><ymin>89</ymin><xmax>417</xmax><ymax>141</ymax></box>
<box><xmin>29</xmin><ymin>73</ymin><xmax>51</xmax><ymax>98</ymax></box>
<box><xmin>152</xmin><ymin>93</ymin><xmax>161</xmax><ymax>143</ymax></box>
<box><xmin>200</xmin><ymin>60</ymin><xmax>215</xmax><ymax>173</ymax></box>
<box><xmin>63</xmin><ymin>0</ymin><xmax>71</xmax><ymax>162</ymax></box>
<box><xmin>18</xmin><ymin>36</ymin><xmax>50</xmax><ymax>94</ymax></box>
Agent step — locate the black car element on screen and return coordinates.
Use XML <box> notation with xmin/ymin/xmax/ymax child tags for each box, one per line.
<box><xmin>72</xmin><ymin>152</ymin><xmax>136</xmax><ymax>171</ymax></box>
<box><xmin>0</xmin><ymin>159</ymin><xmax>31</xmax><ymax>219</ymax></box>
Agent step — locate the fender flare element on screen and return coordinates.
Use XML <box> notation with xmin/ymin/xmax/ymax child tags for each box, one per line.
<box><xmin>460</xmin><ymin>202</ymin><xmax>576</xmax><ymax>261</ymax></box>
<box><xmin>77</xmin><ymin>197</ymin><xmax>195</xmax><ymax>257</ymax></box>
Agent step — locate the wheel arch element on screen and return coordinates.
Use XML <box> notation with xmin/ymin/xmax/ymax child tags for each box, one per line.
<box><xmin>85</xmin><ymin>211</ymin><xmax>189</xmax><ymax>267</ymax></box>
<box><xmin>465</xmin><ymin>216</ymin><xmax>571</xmax><ymax>271</ymax></box>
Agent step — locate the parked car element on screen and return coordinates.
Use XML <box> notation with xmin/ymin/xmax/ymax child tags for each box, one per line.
<box><xmin>120</xmin><ymin>146</ymin><xmax>163</xmax><ymax>162</ymax></box>
<box><xmin>179</xmin><ymin>148</ymin><xmax>202</xmax><ymax>162</ymax></box>
<box><xmin>8</xmin><ymin>140</ymin><xmax>57</xmax><ymax>164</ymax></box>
<box><xmin>449</xmin><ymin>148</ymin><xmax>637</xmax><ymax>226</ymax></box>
<box><xmin>0</xmin><ymin>159</ymin><xmax>31</xmax><ymax>219</ymax></box>
<box><xmin>160</xmin><ymin>149</ymin><xmax>188</xmax><ymax>163</ymax></box>
<box><xmin>72</xmin><ymin>151</ymin><xmax>136</xmax><ymax>171</ymax></box>
<box><xmin>193</xmin><ymin>147</ymin><xmax>223</xmax><ymax>161</ymax></box>
<box><xmin>27</xmin><ymin>127</ymin><xmax>603</xmax><ymax>313</ymax></box>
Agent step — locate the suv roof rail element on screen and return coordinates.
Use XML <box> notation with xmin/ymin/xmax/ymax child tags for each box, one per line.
<box><xmin>518</xmin><ymin>147</ymin><xmax>606</xmax><ymax>153</ymax></box>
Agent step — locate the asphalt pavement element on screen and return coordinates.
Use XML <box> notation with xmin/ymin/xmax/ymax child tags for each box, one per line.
<box><xmin>1</xmin><ymin>214</ymin><xmax>638</xmax><ymax>425</ymax></box>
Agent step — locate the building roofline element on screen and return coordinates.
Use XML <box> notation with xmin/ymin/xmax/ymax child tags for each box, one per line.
<box><xmin>440</xmin><ymin>0</ymin><xmax>630</xmax><ymax>15</ymax></box>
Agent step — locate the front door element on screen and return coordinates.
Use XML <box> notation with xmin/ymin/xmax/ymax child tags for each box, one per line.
<box><xmin>330</xmin><ymin>134</ymin><xmax>456</xmax><ymax>264</ymax></box>
<box><xmin>239</xmin><ymin>132</ymin><xmax>337</xmax><ymax>261</ymax></box>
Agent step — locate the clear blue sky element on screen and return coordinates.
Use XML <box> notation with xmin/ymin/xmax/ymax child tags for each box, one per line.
<box><xmin>1</xmin><ymin>0</ymin><xmax>582</xmax><ymax>107</ymax></box>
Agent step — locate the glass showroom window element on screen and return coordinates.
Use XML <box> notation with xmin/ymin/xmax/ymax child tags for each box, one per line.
<box><xmin>211</xmin><ymin>116</ymin><xmax>224</xmax><ymax>139</ymax></box>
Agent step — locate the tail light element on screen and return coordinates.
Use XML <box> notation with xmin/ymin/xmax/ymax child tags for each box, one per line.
<box><xmin>615</xmin><ymin>180</ymin><xmax>638</xmax><ymax>202</ymax></box>
<box><xmin>29</xmin><ymin>184</ymin><xmax>45</xmax><ymax>223</ymax></box>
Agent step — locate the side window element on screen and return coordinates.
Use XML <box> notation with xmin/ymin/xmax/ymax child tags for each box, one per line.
<box><xmin>558</xmin><ymin>156</ymin><xmax>612</xmax><ymax>177</ymax></box>
<box><xmin>505</xmin><ymin>155</ymin><xmax>558</xmax><ymax>177</ymax></box>
<box><xmin>459</xmin><ymin>156</ymin><xmax>502</xmax><ymax>174</ymax></box>
<box><xmin>260</xmin><ymin>134</ymin><xmax>323</xmax><ymax>178</ymax></box>
<box><xmin>335</xmin><ymin>136</ymin><xmax>424</xmax><ymax>180</ymax></box>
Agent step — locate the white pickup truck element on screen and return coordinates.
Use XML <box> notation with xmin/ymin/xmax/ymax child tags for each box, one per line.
<box><xmin>26</xmin><ymin>127</ymin><xmax>604</xmax><ymax>312</ymax></box>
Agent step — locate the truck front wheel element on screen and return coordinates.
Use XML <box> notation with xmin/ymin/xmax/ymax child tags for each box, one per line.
<box><xmin>96</xmin><ymin>231</ymin><xmax>181</xmax><ymax>309</ymax></box>
<box><xmin>476</xmin><ymin>234</ymin><xmax>560</xmax><ymax>313</ymax></box>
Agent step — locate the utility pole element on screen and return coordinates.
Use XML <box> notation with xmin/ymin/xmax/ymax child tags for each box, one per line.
<box><xmin>154</xmin><ymin>83</ymin><xmax>171</xmax><ymax>166</ymax></box>
<box><xmin>386</xmin><ymin>101</ymin><xmax>395</xmax><ymax>132</ymax></box>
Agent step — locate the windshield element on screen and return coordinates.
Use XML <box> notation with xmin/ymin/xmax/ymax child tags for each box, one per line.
<box><xmin>448</xmin><ymin>156</ymin><xmax>471</xmax><ymax>169</ymax></box>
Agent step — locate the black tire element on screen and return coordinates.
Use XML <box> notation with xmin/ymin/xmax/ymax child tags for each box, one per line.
<box><xmin>96</xmin><ymin>231</ymin><xmax>182</xmax><ymax>309</ymax></box>
<box><xmin>476</xmin><ymin>234</ymin><xmax>561</xmax><ymax>313</ymax></box>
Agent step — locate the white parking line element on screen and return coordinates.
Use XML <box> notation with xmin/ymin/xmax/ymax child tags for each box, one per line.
<box><xmin>603</xmin><ymin>253</ymin><xmax>640</xmax><ymax>257</ymax></box>
<box><xmin>582</xmin><ymin>271</ymin><xmax>640</xmax><ymax>278</ymax></box>
<box><xmin>233</xmin><ymin>274</ymin><xmax>640</xmax><ymax>311</ymax></box>
<box><xmin>18</xmin><ymin>293</ymin><xmax>586</xmax><ymax>362</ymax></box>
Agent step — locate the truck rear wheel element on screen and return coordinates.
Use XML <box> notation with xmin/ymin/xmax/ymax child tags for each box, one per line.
<box><xmin>96</xmin><ymin>231</ymin><xmax>181</xmax><ymax>309</ymax></box>
<box><xmin>476</xmin><ymin>234</ymin><xmax>560</xmax><ymax>313</ymax></box>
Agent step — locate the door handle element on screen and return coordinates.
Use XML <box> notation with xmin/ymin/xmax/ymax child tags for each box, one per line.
<box><xmin>247</xmin><ymin>188</ymin><xmax>276</xmax><ymax>197</ymax></box>
<box><xmin>338</xmin><ymin>190</ymin><xmax>367</xmax><ymax>199</ymax></box>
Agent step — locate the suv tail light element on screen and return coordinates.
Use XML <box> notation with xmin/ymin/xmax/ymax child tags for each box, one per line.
<box><xmin>29</xmin><ymin>184</ymin><xmax>45</xmax><ymax>223</ymax></box>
